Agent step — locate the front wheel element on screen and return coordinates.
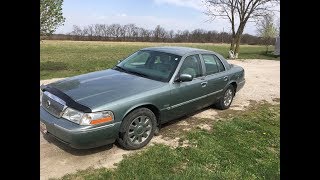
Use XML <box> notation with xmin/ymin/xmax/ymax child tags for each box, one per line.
<box><xmin>117</xmin><ymin>108</ymin><xmax>156</xmax><ymax>150</ymax></box>
<box><xmin>215</xmin><ymin>85</ymin><xmax>235</xmax><ymax>110</ymax></box>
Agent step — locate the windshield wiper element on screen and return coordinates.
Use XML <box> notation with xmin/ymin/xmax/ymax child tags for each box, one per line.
<box><xmin>114</xmin><ymin>66</ymin><xmax>149</xmax><ymax>78</ymax></box>
<box><xmin>114</xmin><ymin>65</ymin><xmax>128</xmax><ymax>72</ymax></box>
<box><xmin>127</xmin><ymin>71</ymin><xmax>149</xmax><ymax>78</ymax></box>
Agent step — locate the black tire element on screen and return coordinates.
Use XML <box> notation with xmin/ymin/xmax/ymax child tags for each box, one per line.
<box><xmin>154</xmin><ymin>126</ymin><xmax>160</xmax><ymax>136</ymax></box>
<box><xmin>117</xmin><ymin>108</ymin><xmax>157</xmax><ymax>150</ymax></box>
<box><xmin>215</xmin><ymin>85</ymin><xmax>235</xmax><ymax>110</ymax></box>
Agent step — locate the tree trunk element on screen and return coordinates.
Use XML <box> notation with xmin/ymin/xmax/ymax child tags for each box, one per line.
<box><xmin>234</xmin><ymin>24</ymin><xmax>246</xmax><ymax>57</ymax></box>
<box><xmin>230</xmin><ymin>37</ymin><xmax>235</xmax><ymax>51</ymax></box>
<box><xmin>234</xmin><ymin>34</ymin><xmax>241</xmax><ymax>56</ymax></box>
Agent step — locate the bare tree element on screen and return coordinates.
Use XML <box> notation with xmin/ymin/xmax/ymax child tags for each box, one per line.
<box><xmin>256</xmin><ymin>14</ymin><xmax>277</xmax><ymax>53</ymax></box>
<box><xmin>87</xmin><ymin>25</ymin><xmax>95</xmax><ymax>40</ymax></box>
<box><xmin>63</xmin><ymin>23</ymin><xmax>266</xmax><ymax>44</ymax></box>
<box><xmin>108</xmin><ymin>24</ymin><xmax>122</xmax><ymax>39</ymax></box>
<box><xmin>118</xmin><ymin>25</ymin><xmax>125</xmax><ymax>41</ymax></box>
<box><xmin>82</xmin><ymin>26</ymin><xmax>89</xmax><ymax>36</ymax></box>
<box><xmin>140</xmin><ymin>28</ymin><xmax>151</xmax><ymax>41</ymax></box>
<box><xmin>114</xmin><ymin>24</ymin><xmax>122</xmax><ymax>39</ymax></box>
<box><xmin>204</xmin><ymin>0</ymin><xmax>279</xmax><ymax>58</ymax></box>
<box><xmin>107</xmin><ymin>24</ymin><xmax>115</xmax><ymax>38</ymax></box>
<box><xmin>153</xmin><ymin>25</ymin><xmax>166</xmax><ymax>42</ymax></box>
<box><xmin>182</xmin><ymin>30</ymin><xmax>190</xmax><ymax>42</ymax></box>
<box><xmin>124</xmin><ymin>24</ymin><xmax>139</xmax><ymax>41</ymax></box>
<box><xmin>101</xmin><ymin>24</ymin><xmax>109</xmax><ymax>38</ymax></box>
<box><xmin>94</xmin><ymin>24</ymin><xmax>104</xmax><ymax>37</ymax></box>
<box><xmin>135</xmin><ymin>27</ymin><xmax>144</xmax><ymax>41</ymax></box>
<box><xmin>71</xmin><ymin>25</ymin><xmax>83</xmax><ymax>36</ymax></box>
<box><xmin>132</xmin><ymin>26</ymin><xmax>140</xmax><ymax>41</ymax></box>
<box><xmin>191</xmin><ymin>29</ymin><xmax>206</xmax><ymax>42</ymax></box>
<box><xmin>168</xmin><ymin>30</ymin><xmax>175</xmax><ymax>39</ymax></box>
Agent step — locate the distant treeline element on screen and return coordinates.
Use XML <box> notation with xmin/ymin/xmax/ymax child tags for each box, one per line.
<box><xmin>47</xmin><ymin>24</ymin><xmax>273</xmax><ymax>45</ymax></box>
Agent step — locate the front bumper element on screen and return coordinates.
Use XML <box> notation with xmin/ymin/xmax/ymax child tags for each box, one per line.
<box><xmin>40</xmin><ymin>106</ymin><xmax>121</xmax><ymax>149</ymax></box>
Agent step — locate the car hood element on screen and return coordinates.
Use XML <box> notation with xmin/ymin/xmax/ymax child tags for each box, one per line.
<box><xmin>49</xmin><ymin>69</ymin><xmax>165</xmax><ymax>108</ymax></box>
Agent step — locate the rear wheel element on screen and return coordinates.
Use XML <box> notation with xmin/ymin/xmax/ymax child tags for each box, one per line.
<box><xmin>117</xmin><ymin>108</ymin><xmax>156</xmax><ymax>150</ymax></box>
<box><xmin>154</xmin><ymin>126</ymin><xmax>160</xmax><ymax>136</ymax></box>
<box><xmin>215</xmin><ymin>85</ymin><xmax>235</xmax><ymax>110</ymax></box>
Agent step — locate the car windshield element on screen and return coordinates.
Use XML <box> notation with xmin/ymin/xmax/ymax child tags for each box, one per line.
<box><xmin>114</xmin><ymin>50</ymin><xmax>182</xmax><ymax>82</ymax></box>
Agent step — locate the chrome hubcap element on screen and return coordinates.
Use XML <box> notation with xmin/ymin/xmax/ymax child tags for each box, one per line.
<box><xmin>128</xmin><ymin>116</ymin><xmax>152</xmax><ymax>145</ymax></box>
<box><xmin>223</xmin><ymin>89</ymin><xmax>233</xmax><ymax>107</ymax></box>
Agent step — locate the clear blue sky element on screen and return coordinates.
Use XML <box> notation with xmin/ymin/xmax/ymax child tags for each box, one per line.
<box><xmin>56</xmin><ymin>0</ymin><xmax>280</xmax><ymax>35</ymax></box>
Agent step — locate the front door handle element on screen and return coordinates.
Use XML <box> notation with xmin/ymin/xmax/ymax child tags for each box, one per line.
<box><xmin>223</xmin><ymin>76</ymin><xmax>228</xmax><ymax>81</ymax></box>
<box><xmin>201</xmin><ymin>81</ymin><xmax>208</xmax><ymax>87</ymax></box>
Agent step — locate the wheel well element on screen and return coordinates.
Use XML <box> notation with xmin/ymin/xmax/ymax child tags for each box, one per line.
<box><xmin>128</xmin><ymin>104</ymin><xmax>161</xmax><ymax>125</ymax></box>
<box><xmin>231</xmin><ymin>82</ymin><xmax>237</xmax><ymax>94</ymax></box>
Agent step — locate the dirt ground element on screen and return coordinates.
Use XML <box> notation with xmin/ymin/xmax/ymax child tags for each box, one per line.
<box><xmin>40</xmin><ymin>59</ymin><xmax>280</xmax><ymax>180</ymax></box>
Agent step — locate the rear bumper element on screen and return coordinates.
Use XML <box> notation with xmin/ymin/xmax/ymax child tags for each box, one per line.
<box><xmin>237</xmin><ymin>79</ymin><xmax>245</xmax><ymax>92</ymax></box>
<box><xmin>40</xmin><ymin>106</ymin><xmax>121</xmax><ymax>149</ymax></box>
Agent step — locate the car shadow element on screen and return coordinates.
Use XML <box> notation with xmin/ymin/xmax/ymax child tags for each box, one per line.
<box><xmin>41</xmin><ymin>132</ymin><xmax>115</xmax><ymax>156</ymax></box>
<box><xmin>159</xmin><ymin>105</ymin><xmax>222</xmax><ymax>129</ymax></box>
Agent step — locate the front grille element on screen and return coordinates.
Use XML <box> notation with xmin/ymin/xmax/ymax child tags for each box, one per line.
<box><xmin>41</xmin><ymin>91</ymin><xmax>66</xmax><ymax>118</ymax></box>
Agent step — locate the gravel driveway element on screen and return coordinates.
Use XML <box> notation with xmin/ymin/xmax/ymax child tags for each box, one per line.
<box><xmin>40</xmin><ymin>59</ymin><xmax>280</xmax><ymax>180</ymax></box>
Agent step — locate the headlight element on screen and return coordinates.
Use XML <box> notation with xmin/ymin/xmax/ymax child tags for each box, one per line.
<box><xmin>62</xmin><ymin>108</ymin><xmax>114</xmax><ymax>126</ymax></box>
<box><xmin>81</xmin><ymin>111</ymin><xmax>114</xmax><ymax>125</ymax></box>
<box><xmin>62</xmin><ymin>108</ymin><xmax>84</xmax><ymax>124</ymax></box>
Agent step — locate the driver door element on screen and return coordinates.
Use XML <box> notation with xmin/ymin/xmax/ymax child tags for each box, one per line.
<box><xmin>164</xmin><ymin>54</ymin><xmax>208</xmax><ymax>122</ymax></box>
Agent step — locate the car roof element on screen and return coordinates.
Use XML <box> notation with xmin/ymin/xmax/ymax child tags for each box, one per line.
<box><xmin>141</xmin><ymin>46</ymin><xmax>215</xmax><ymax>56</ymax></box>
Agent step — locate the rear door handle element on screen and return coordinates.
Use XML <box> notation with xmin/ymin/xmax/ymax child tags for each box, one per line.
<box><xmin>223</xmin><ymin>76</ymin><xmax>228</xmax><ymax>81</ymax></box>
<box><xmin>201</xmin><ymin>81</ymin><xmax>208</xmax><ymax>87</ymax></box>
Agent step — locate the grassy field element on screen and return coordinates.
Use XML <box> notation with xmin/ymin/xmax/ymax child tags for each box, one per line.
<box><xmin>40</xmin><ymin>40</ymin><xmax>279</xmax><ymax>80</ymax></box>
<box><xmin>55</xmin><ymin>103</ymin><xmax>280</xmax><ymax>180</ymax></box>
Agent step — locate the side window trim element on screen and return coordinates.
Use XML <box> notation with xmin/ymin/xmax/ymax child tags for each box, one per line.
<box><xmin>198</xmin><ymin>53</ymin><xmax>206</xmax><ymax>76</ymax></box>
<box><xmin>213</xmin><ymin>54</ymin><xmax>226</xmax><ymax>72</ymax></box>
<box><xmin>194</xmin><ymin>54</ymin><xmax>204</xmax><ymax>78</ymax></box>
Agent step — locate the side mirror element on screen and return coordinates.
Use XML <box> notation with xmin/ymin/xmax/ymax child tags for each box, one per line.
<box><xmin>118</xmin><ymin>59</ymin><xmax>123</xmax><ymax>63</ymax></box>
<box><xmin>177</xmin><ymin>74</ymin><xmax>193</xmax><ymax>82</ymax></box>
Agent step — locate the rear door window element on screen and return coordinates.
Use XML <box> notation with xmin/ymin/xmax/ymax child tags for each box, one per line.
<box><xmin>202</xmin><ymin>54</ymin><xmax>225</xmax><ymax>75</ymax></box>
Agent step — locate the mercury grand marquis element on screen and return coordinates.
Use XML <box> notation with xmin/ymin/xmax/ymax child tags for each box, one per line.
<box><xmin>40</xmin><ymin>46</ymin><xmax>245</xmax><ymax>150</ymax></box>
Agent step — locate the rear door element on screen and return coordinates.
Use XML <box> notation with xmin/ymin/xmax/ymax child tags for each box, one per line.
<box><xmin>200</xmin><ymin>54</ymin><xmax>229</xmax><ymax>105</ymax></box>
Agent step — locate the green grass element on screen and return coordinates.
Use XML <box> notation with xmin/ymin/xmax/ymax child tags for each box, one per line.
<box><xmin>56</xmin><ymin>103</ymin><xmax>280</xmax><ymax>180</ymax></box>
<box><xmin>40</xmin><ymin>40</ymin><xmax>279</xmax><ymax>80</ymax></box>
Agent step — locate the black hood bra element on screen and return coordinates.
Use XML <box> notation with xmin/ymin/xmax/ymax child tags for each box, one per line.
<box><xmin>41</xmin><ymin>85</ymin><xmax>92</xmax><ymax>113</ymax></box>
